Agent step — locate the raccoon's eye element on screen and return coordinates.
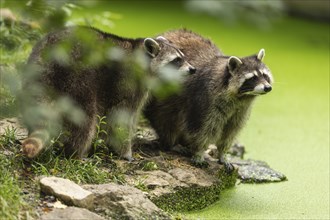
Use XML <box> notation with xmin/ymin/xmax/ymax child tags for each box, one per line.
<box><xmin>252</xmin><ymin>75</ymin><xmax>258</xmax><ymax>80</ymax></box>
<box><xmin>171</xmin><ymin>57</ymin><xmax>183</xmax><ymax>66</ymax></box>
<box><xmin>263</xmin><ymin>74</ymin><xmax>271</xmax><ymax>83</ymax></box>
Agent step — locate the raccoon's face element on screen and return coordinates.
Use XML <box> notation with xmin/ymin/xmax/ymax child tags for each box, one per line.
<box><xmin>143</xmin><ymin>36</ymin><xmax>196</xmax><ymax>75</ymax></box>
<box><xmin>227</xmin><ymin>49</ymin><xmax>273</xmax><ymax>96</ymax></box>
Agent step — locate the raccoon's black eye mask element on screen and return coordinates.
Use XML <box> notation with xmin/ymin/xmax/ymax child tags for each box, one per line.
<box><xmin>170</xmin><ymin>57</ymin><xmax>184</xmax><ymax>66</ymax></box>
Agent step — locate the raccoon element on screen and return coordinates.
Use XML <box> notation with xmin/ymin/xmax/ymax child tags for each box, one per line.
<box><xmin>21</xmin><ymin>26</ymin><xmax>195</xmax><ymax>161</ymax></box>
<box><xmin>144</xmin><ymin>31</ymin><xmax>273</xmax><ymax>171</ymax></box>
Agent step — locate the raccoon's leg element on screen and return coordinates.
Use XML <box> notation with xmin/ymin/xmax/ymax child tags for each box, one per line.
<box><xmin>216</xmin><ymin>137</ymin><xmax>236</xmax><ymax>173</ymax></box>
<box><xmin>106</xmin><ymin>108</ymin><xmax>135</xmax><ymax>161</ymax></box>
<box><xmin>216</xmin><ymin>128</ymin><xmax>241</xmax><ymax>173</ymax></box>
<box><xmin>157</xmin><ymin>133</ymin><xmax>177</xmax><ymax>151</ymax></box>
<box><xmin>218</xmin><ymin>110</ymin><xmax>250</xmax><ymax>173</ymax></box>
<box><xmin>64</xmin><ymin>113</ymin><xmax>97</xmax><ymax>158</ymax></box>
<box><xmin>182</xmin><ymin>136</ymin><xmax>209</xmax><ymax>168</ymax></box>
<box><xmin>218</xmin><ymin>153</ymin><xmax>234</xmax><ymax>174</ymax></box>
<box><xmin>149</xmin><ymin>115</ymin><xmax>178</xmax><ymax>151</ymax></box>
<box><xmin>191</xmin><ymin>149</ymin><xmax>209</xmax><ymax>168</ymax></box>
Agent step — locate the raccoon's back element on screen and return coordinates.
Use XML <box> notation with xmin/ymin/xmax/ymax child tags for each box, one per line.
<box><xmin>25</xmin><ymin>27</ymin><xmax>104</xmax><ymax>101</ymax></box>
<box><xmin>160</xmin><ymin>29</ymin><xmax>222</xmax><ymax>68</ymax></box>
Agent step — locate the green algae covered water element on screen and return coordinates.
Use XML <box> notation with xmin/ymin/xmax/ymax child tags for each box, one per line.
<box><xmin>75</xmin><ymin>2</ymin><xmax>329</xmax><ymax>219</ymax></box>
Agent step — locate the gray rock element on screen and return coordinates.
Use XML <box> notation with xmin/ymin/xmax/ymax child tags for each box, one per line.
<box><xmin>168</xmin><ymin>168</ymin><xmax>197</xmax><ymax>184</ymax></box>
<box><xmin>230</xmin><ymin>158</ymin><xmax>287</xmax><ymax>183</ymax></box>
<box><xmin>40</xmin><ymin>207</ymin><xmax>105</xmax><ymax>220</ymax></box>
<box><xmin>83</xmin><ymin>183</ymin><xmax>170</xmax><ymax>220</ymax></box>
<box><xmin>208</xmin><ymin>143</ymin><xmax>287</xmax><ymax>183</ymax></box>
<box><xmin>40</xmin><ymin>177</ymin><xmax>94</xmax><ymax>209</ymax></box>
<box><xmin>136</xmin><ymin>170</ymin><xmax>185</xmax><ymax>188</ymax></box>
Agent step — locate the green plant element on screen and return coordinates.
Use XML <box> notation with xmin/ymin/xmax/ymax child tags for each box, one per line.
<box><xmin>134</xmin><ymin>176</ymin><xmax>149</xmax><ymax>192</ymax></box>
<box><xmin>0</xmin><ymin>126</ymin><xmax>17</xmax><ymax>148</ymax></box>
<box><xmin>141</xmin><ymin>161</ymin><xmax>158</xmax><ymax>171</ymax></box>
<box><xmin>31</xmin><ymin>156</ymin><xmax>111</xmax><ymax>184</ymax></box>
<box><xmin>92</xmin><ymin>115</ymin><xmax>108</xmax><ymax>155</ymax></box>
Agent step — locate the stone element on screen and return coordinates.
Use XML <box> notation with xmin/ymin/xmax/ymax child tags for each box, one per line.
<box><xmin>40</xmin><ymin>207</ymin><xmax>105</xmax><ymax>220</ymax></box>
<box><xmin>229</xmin><ymin>157</ymin><xmax>287</xmax><ymax>183</ymax></box>
<box><xmin>208</xmin><ymin>143</ymin><xmax>287</xmax><ymax>183</ymax></box>
<box><xmin>83</xmin><ymin>183</ymin><xmax>170</xmax><ymax>220</ymax></box>
<box><xmin>168</xmin><ymin>168</ymin><xmax>197</xmax><ymax>184</ymax></box>
<box><xmin>39</xmin><ymin>177</ymin><xmax>94</xmax><ymax>209</ymax></box>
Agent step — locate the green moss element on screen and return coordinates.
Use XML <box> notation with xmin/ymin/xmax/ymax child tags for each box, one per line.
<box><xmin>140</xmin><ymin>161</ymin><xmax>159</xmax><ymax>171</ymax></box>
<box><xmin>216</xmin><ymin>168</ymin><xmax>238</xmax><ymax>189</ymax></box>
<box><xmin>152</xmin><ymin>168</ymin><xmax>238</xmax><ymax>212</ymax></box>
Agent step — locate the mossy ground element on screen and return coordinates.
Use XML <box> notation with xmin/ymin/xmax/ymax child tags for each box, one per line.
<box><xmin>121</xmin><ymin>142</ymin><xmax>239</xmax><ymax>213</ymax></box>
<box><xmin>152</xmin><ymin>169</ymin><xmax>238</xmax><ymax>212</ymax></box>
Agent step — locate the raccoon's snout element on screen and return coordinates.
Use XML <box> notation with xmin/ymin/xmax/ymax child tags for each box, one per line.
<box><xmin>264</xmin><ymin>84</ymin><xmax>272</xmax><ymax>93</ymax></box>
<box><xmin>189</xmin><ymin>66</ymin><xmax>196</xmax><ymax>74</ymax></box>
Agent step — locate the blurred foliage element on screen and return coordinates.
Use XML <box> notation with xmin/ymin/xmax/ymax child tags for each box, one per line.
<box><xmin>185</xmin><ymin>0</ymin><xmax>285</xmax><ymax>28</ymax></box>
<box><xmin>0</xmin><ymin>0</ymin><xmax>119</xmax><ymax>121</ymax></box>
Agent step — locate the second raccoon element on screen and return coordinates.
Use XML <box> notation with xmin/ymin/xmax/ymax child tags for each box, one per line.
<box><xmin>144</xmin><ymin>29</ymin><xmax>273</xmax><ymax>171</ymax></box>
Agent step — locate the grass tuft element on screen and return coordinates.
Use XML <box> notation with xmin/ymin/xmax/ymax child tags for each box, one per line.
<box><xmin>0</xmin><ymin>128</ymin><xmax>32</xmax><ymax>219</ymax></box>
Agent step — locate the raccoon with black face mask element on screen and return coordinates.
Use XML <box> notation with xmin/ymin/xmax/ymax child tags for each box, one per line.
<box><xmin>145</xmin><ymin>48</ymin><xmax>273</xmax><ymax>171</ymax></box>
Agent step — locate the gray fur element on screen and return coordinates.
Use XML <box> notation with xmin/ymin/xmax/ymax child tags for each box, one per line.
<box><xmin>21</xmin><ymin>26</ymin><xmax>194</xmax><ymax>160</ymax></box>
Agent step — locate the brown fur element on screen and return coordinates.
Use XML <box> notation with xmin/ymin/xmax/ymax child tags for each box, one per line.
<box><xmin>144</xmin><ymin>29</ymin><xmax>273</xmax><ymax>170</ymax></box>
<box><xmin>156</xmin><ymin>29</ymin><xmax>222</xmax><ymax>69</ymax></box>
<box><xmin>21</xmin><ymin>26</ymin><xmax>194</xmax><ymax>160</ymax></box>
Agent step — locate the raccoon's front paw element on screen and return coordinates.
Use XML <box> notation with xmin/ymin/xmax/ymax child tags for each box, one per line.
<box><xmin>121</xmin><ymin>152</ymin><xmax>134</xmax><ymax>162</ymax></box>
<box><xmin>21</xmin><ymin>138</ymin><xmax>42</xmax><ymax>158</ymax></box>
<box><xmin>191</xmin><ymin>156</ymin><xmax>209</xmax><ymax>168</ymax></box>
<box><xmin>125</xmin><ymin>156</ymin><xmax>134</xmax><ymax>163</ymax></box>
<box><xmin>218</xmin><ymin>156</ymin><xmax>234</xmax><ymax>174</ymax></box>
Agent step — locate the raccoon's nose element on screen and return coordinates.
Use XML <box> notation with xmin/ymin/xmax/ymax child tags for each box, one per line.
<box><xmin>189</xmin><ymin>67</ymin><xmax>196</xmax><ymax>74</ymax></box>
<box><xmin>264</xmin><ymin>85</ymin><xmax>272</xmax><ymax>92</ymax></box>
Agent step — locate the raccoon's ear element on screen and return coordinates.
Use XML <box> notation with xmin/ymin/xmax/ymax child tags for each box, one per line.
<box><xmin>156</xmin><ymin>36</ymin><xmax>170</xmax><ymax>43</ymax></box>
<box><xmin>144</xmin><ymin>38</ymin><xmax>160</xmax><ymax>58</ymax></box>
<box><xmin>227</xmin><ymin>56</ymin><xmax>242</xmax><ymax>73</ymax></box>
<box><xmin>257</xmin><ymin>48</ymin><xmax>265</xmax><ymax>61</ymax></box>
